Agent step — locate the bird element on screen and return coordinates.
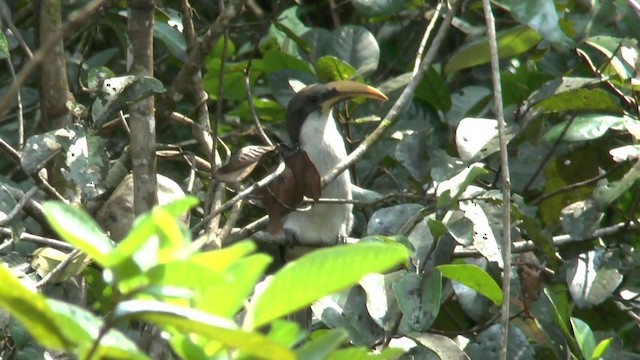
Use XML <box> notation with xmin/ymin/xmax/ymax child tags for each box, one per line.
<box><xmin>286</xmin><ymin>80</ymin><xmax>387</xmax><ymax>243</ymax></box>
<box><xmin>262</xmin><ymin>80</ymin><xmax>388</xmax><ymax>329</ymax></box>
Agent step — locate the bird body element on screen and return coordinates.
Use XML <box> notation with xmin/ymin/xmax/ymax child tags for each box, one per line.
<box><xmin>283</xmin><ymin>108</ymin><xmax>353</xmax><ymax>243</ymax></box>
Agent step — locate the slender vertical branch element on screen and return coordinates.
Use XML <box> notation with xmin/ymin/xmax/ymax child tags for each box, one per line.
<box><xmin>128</xmin><ymin>0</ymin><xmax>158</xmax><ymax>215</ymax></box>
<box><xmin>37</xmin><ymin>0</ymin><xmax>74</xmax><ymax>130</ymax></box>
<box><xmin>481</xmin><ymin>0</ymin><xmax>512</xmax><ymax>358</ymax></box>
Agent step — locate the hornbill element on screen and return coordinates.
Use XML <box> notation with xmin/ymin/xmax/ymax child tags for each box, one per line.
<box><xmin>262</xmin><ymin>80</ymin><xmax>387</xmax><ymax>329</ymax></box>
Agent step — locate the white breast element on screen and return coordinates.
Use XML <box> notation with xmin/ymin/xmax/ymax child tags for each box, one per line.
<box><xmin>283</xmin><ymin>109</ymin><xmax>353</xmax><ymax>243</ymax></box>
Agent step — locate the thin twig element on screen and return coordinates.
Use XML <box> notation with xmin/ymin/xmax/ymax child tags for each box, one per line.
<box><xmin>4</xmin><ymin>56</ymin><xmax>25</xmax><ymax>150</ymax></box>
<box><xmin>192</xmin><ymin>159</ymin><xmax>287</xmax><ymax>235</ymax></box>
<box><xmin>35</xmin><ymin>249</ymin><xmax>82</xmax><ymax>288</ymax></box>
<box><xmin>0</xmin><ymin>5</ymin><xmax>33</xmax><ymax>59</ymax></box>
<box><xmin>522</xmin><ymin>114</ymin><xmax>577</xmax><ymax>194</ymax></box>
<box><xmin>0</xmin><ymin>228</ymin><xmax>74</xmax><ymax>251</ymax></box>
<box><xmin>0</xmin><ymin>186</ymin><xmax>39</xmax><ymax>227</ymax></box>
<box><xmin>481</xmin><ymin>0</ymin><xmax>511</xmax><ymax>357</ymax></box>
<box><xmin>243</xmin><ymin>69</ymin><xmax>273</xmax><ymax>146</ymax></box>
<box><xmin>531</xmin><ymin>162</ymin><xmax>624</xmax><ymax>205</ymax></box>
<box><xmin>412</xmin><ymin>1</ymin><xmax>442</xmax><ymax>76</ymax></box>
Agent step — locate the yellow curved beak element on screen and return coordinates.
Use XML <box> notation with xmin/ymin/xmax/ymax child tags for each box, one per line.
<box><xmin>322</xmin><ymin>80</ymin><xmax>388</xmax><ymax>111</ymax></box>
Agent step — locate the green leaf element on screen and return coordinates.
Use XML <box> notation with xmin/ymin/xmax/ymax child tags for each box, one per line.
<box><xmin>249</xmin><ymin>242</ymin><xmax>409</xmax><ymax>329</ymax></box>
<box><xmin>20</xmin><ymin>128</ymin><xmax>73</xmax><ymax>174</ymax></box>
<box><xmin>64</xmin><ymin>129</ymin><xmax>109</xmax><ymax>200</ymax></box>
<box><xmin>156</xmin><ymin>196</ymin><xmax>199</xmax><ymax>218</ymax></box>
<box><xmin>542</xmin><ymin>114</ymin><xmax>625</xmax><ymax>142</ymax></box>
<box><xmin>267</xmin><ymin>320</ymin><xmax>305</xmax><ymax>348</ymax></box>
<box><xmin>0</xmin><ymin>31</ymin><xmax>9</xmax><ymax>59</ymax></box>
<box><xmin>584</xmin><ymin>36</ymin><xmax>636</xmax><ymax>80</ymax></box>
<box><xmin>436</xmin><ymin>264</ymin><xmax>502</xmax><ymax>305</ymax></box>
<box><xmin>87</xmin><ymin>67</ymin><xmax>116</xmax><ymax>92</ymax></box>
<box><xmin>47</xmin><ymin>299</ymin><xmax>148</xmax><ymax>360</ymax></box>
<box><xmin>534</xmin><ymin>88</ymin><xmax>621</xmax><ymax>113</ymax></box>
<box><xmin>43</xmin><ymin>202</ymin><xmax>113</xmax><ymax>266</ymax></box>
<box><xmin>154</xmin><ymin>21</ymin><xmax>187</xmax><ymax>61</ymax></box>
<box><xmin>92</xmin><ymin>76</ymin><xmax>165</xmax><ymax>128</ymax></box>
<box><xmin>295</xmin><ymin>329</ymin><xmax>348</xmax><ymax>360</ymax></box>
<box><xmin>0</xmin><ymin>266</ymin><xmax>70</xmax><ymax>350</ymax></box>
<box><xmin>571</xmin><ymin>317</ymin><xmax>596</xmax><ymax>360</ymax></box>
<box><xmin>190</xmin><ymin>240</ymin><xmax>257</xmax><ymax>271</ymax></box>
<box><xmin>511</xmin><ymin>0</ymin><xmax>574</xmax><ymax>50</ymax></box>
<box><xmin>309</xmin><ymin>25</ymin><xmax>380</xmax><ymax>75</ymax></box>
<box><xmin>315</xmin><ymin>56</ymin><xmax>357</xmax><ymax>83</ymax></box>
<box><xmin>414</xmin><ymin>66</ymin><xmax>451</xmax><ymax>111</ymax></box>
<box><xmin>593</xmin><ymin>161</ymin><xmax>640</xmax><ymax>210</ymax></box>
<box><xmin>269</xmin><ymin>6</ymin><xmax>311</xmax><ymax>55</ymax></box>
<box><xmin>445</xmin><ymin>25</ymin><xmax>541</xmax><ymax>74</ymax></box>
<box><xmin>228</xmin><ymin>98</ymin><xmax>286</xmax><ymax>122</ymax></box>
<box><xmin>203</xmin><ymin>59</ymin><xmax>264</xmax><ymax>101</ymax></box>
<box><xmin>393</xmin><ymin>271</ymin><xmax>442</xmax><ymax>331</ymax></box>
<box><xmin>195</xmin><ymin>254</ymin><xmax>272</xmax><ymax>317</ymax></box>
<box><xmin>544</xmin><ymin>287</ymin><xmax>582</xmax><ymax>356</ymax></box>
<box><xmin>591</xmin><ymin>337</ymin><xmax>612</xmax><ymax>359</ymax></box>
<box><xmin>263</xmin><ymin>50</ymin><xmax>313</xmax><ymax>75</ymax></box>
<box><xmin>114</xmin><ymin>300</ymin><xmax>294</xmax><ymax>360</ymax></box>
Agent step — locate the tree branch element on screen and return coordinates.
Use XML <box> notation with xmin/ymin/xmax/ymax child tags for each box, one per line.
<box><xmin>481</xmin><ymin>0</ymin><xmax>512</xmax><ymax>357</ymax></box>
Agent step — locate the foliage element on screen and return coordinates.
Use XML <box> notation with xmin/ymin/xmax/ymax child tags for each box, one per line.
<box><xmin>1</xmin><ymin>0</ymin><xmax>640</xmax><ymax>359</ymax></box>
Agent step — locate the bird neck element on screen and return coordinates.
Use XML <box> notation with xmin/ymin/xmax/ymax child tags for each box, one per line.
<box><xmin>298</xmin><ymin>109</ymin><xmax>347</xmax><ymax>175</ymax></box>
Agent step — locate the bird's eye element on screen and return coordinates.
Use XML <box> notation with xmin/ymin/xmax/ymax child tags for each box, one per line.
<box><xmin>308</xmin><ymin>94</ymin><xmax>321</xmax><ymax>104</ymax></box>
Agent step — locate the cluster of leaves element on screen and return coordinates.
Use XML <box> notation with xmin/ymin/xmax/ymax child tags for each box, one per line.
<box><xmin>2</xmin><ymin>0</ymin><xmax>640</xmax><ymax>359</ymax></box>
<box><xmin>1</xmin><ymin>197</ymin><xmax>409</xmax><ymax>359</ymax></box>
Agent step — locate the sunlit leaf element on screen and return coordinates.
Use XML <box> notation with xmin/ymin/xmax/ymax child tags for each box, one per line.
<box><xmin>43</xmin><ymin>202</ymin><xmax>113</xmax><ymax>266</ymax></box>
<box><xmin>0</xmin><ymin>266</ymin><xmax>70</xmax><ymax>350</ymax></box>
<box><xmin>249</xmin><ymin>242</ymin><xmax>409</xmax><ymax>329</ymax></box>
<box><xmin>114</xmin><ymin>300</ymin><xmax>294</xmax><ymax>360</ymax></box>
<box><xmin>445</xmin><ymin>26</ymin><xmax>541</xmax><ymax>74</ymax></box>
<box><xmin>436</xmin><ymin>264</ymin><xmax>502</xmax><ymax>305</ymax></box>
<box><xmin>570</xmin><ymin>317</ymin><xmax>596</xmax><ymax>360</ymax></box>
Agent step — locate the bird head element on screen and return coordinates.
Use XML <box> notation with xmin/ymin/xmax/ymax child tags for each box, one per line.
<box><xmin>285</xmin><ymin>80</ymin><xmax>388</xmax><ymax>145</ymax></box>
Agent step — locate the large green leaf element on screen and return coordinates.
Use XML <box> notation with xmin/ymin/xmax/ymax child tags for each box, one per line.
<box><xmin>154</xmin><ymin>21</ymin><xmax>186</xmax><ymax>61</ymax></box>
<box><xmin>43</xmin><ymin>202</ymin><xmax>114</xmax><ymax>266</ymax></box>
<box><xmin>534</xmin><ymin>88</ymin><xmax>621</xmax><ymax>113</ymax></box>
<box><xmin>195</xmin><ymin>254</ymin><xmax>272</xmax><ymax>317</ymax></box>
<box><xmin>542</xmin><ymin>114</ymin><xmax>628</xmax><ymax>142</ymax></box>
<box><xmin>114</xmin><ymin>300</ymin><xmax>294</xmax><ymax>360</ymax></box>
<box><xmin>445</xmin><ymin>26</ymin><xmax>541</xmax><ymax>74</ymax></box>
<box><xmin>20</xmin><ymin>127</ymin><xmax>74</xmax><ymax>174</ymax></box>
<box><xmin>436</xmin><ymin>264</ymin><xmax>502</xmax><ymax>305</ymax></box>
<box><xmin>0</xmin><ymin>266</ymin><xmax>70</xmax><ymax>350</ymax></box>
<box><xmin>315</xmin><ymin>55</ymin><xmax>357</xmax><ymax>82</ymax></box>
<box><xmin>248</xmin><ymin>241</ymin><xmax>409</xmax><ymax>329</ymax></box>
<box><xmin>295</xmin><ymin>328</ymin><xmax>348</xmax><ymax>360</ymax></box>
<box><xmin>310</xmin><ymin>25</ymin><xmax>380</xmax><ymax>75</ymax></box>
<box><xmin>571</xmin><ymin>317</ymin><xmax>596</xmax><ymax>360</ymax></box>
<box><xmin>393</xmin><ymin>271</ymin><xmax>442</xmax><ymax>331</ymax></box>
<box><xmin>511</xmin><ymin>0</ymin><xmax>574</xmax><ymax>50</ymax></box>
<box><xmin>64</xmin><ymin>129</ymin><xmax>109</xmax><ymax>200</ymax></box>
<box><xmin>263</xmin><ymin>50</ymin><xmax>313</xmax><ymax>75</ymax></box>
<box><xmin>414</xmin><ymin>66</ymin><xmax>451</xmax><ymax>111</ymax></box>
<box><xmin>91</xmin><ymin>76</ymin><xmax>165</xmax><ymax>128</ymax></box>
